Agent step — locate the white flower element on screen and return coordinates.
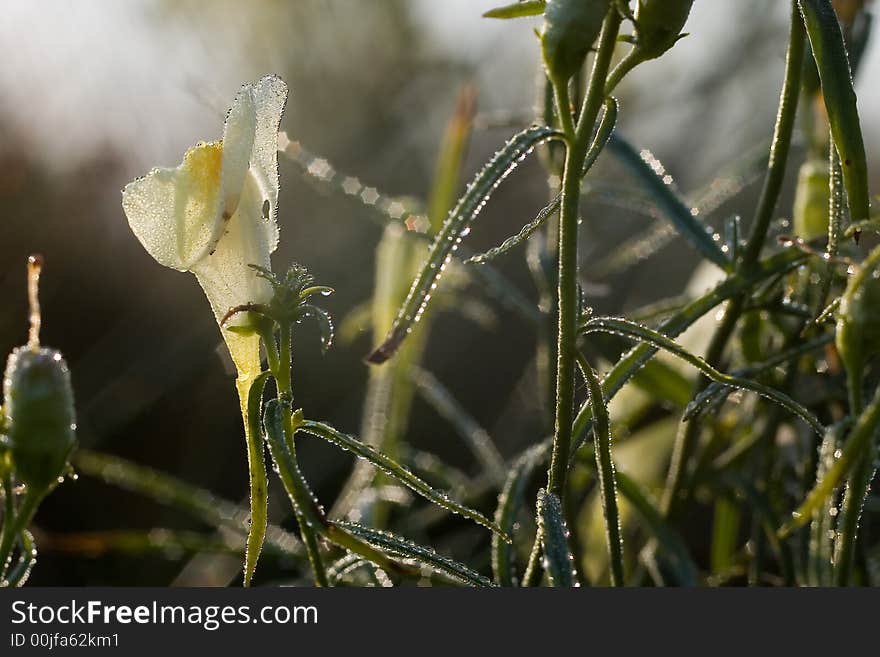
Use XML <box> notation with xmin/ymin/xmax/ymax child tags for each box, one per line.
<box><xmin>122</xmin><ymin>75</ymin><xmax>288</xmax><ymax>378</ymax></box>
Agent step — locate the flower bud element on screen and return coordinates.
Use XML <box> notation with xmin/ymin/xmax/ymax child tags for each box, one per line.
<box><xmin>632</xmin><ymin>0</ymin><xmax>694</xmax><ymax>61</ymax></box>
<box><xmin>541</xmin><ymin>0</ymin><xmax>610</xmax><ymax>83</ymax></box>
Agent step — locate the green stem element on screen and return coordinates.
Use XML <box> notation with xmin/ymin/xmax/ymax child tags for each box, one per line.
<box><xmin>604</xmin><ymin>49</ymin><xmax>644</xmax><ymax>96</ymax></box>
<box><xmin>268</xmin><ymin>321</ymin><xmax>328</xmax><ymax>586</ymax></box>
<box><xmin>277</xmin><ymin>323</ymin><xmax>292</xmax><ymax>404</ymax></box>
<box><xmin>547</xmin><ymin>6</ymin><xmax>621</xmax><ymax>501</ymax></box>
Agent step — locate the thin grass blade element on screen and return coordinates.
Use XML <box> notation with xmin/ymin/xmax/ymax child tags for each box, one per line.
<box><xmin>571</xmin><ymin>248</ymin><xmax>809</xmax><ymax>451</ymax></box>
<box><xmin>334</xmin><ymin>521</ymin><xmax>495</xmax><ymax>587</ymax></box>
<box><xmin>367</xmin><ymin>125</ymin><xmax>560</xmax><ymax>363</ymax></box>
<box><xmin>607</xmin><ymin>134</ymin><xmax>730</xmax><ymax>269</ymax></box>
<box><xmin>466</xmin><ymin>98</ymin><xmax>617</xmax><ymax>265</ymax></box>
<box><xmin>537</xmin><ymin>489</ymin><xmax>579</xmax><ymax>587</ymax></box>
<box><xmin>580</xmin><ymin>316</ymin><xmax>824</xmax><ymax>435</ymax></box>
<box><xmin>299</xmin><ymin>419</ymin><xmax>510</xmax><ymax>540</ymax></box>
<box><xmin>244</xmin><ymin>370</ymin><xmax>271</xmax><ymax>586</ymax></box>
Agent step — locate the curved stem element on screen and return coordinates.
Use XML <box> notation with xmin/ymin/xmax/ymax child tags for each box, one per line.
<box><xmin>604</xmin><ymin>49</ymin><xmax>644</xmax><ymax>96</ymax></box>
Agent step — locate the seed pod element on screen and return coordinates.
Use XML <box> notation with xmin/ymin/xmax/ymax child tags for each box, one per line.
<box><xmin>3</xmin><ymin>255</ymin><xmax>76</xmax><ymax>493</ymax></box>
<box><xmin>632</xmin><ymin>0</ymin><xmax>695</xmax><ymax>60</ymax></box>
<box><xmin>793</xmin><ymin>158</ymin><xmax>830</xmax><ymax>241</ymax></box>
<box><xmin>541</xmin><ymin>0</ymin><xmax>611</xmax><ymax>83</ymax></box>
<box><xmin>4</xmin><ymin>346</ymin><xmax>76</xmax><ymax>491</ymax></box>
<box><xmin>836</xmin><ymin>249</ymin><xmax>880</xmax><ymax>381</ymax></box>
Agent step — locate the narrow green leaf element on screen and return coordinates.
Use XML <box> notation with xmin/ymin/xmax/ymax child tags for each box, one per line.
<box><xmin>537</xmin><ymin>489</ymin><xmax>578</xmax><ymax>587</ymax></box>
<box><xmin>813</xmin><ymin>135</ymin><xmax>846</xmax><ymax>319</ymax></box>
<box><xmin>684</xmin><ymin>333</ymin><xmax>834</xmax><ymax>421</ymax></box>
<box><xmin>367</xmin><ymin>125</ymin><xmax>560</xmax><ymax>363</ymax></box>
<box><xmin>571</xmin><ymin>248</ymin><xmax>809</xmax><ymax>451</ymax></box>
<box><xmin>799</xmin><ymin>0</ymin><xmax>870</xmax><ymax>223</ymax></box>
<box><xmin>607</xmin><ymin>134</ymin><xmax>730</xmax><ymax>269</ymax></box>
<box><xmin>493</xmin><ymin>442</ymin><xmax>550</xmax><ymax>586</ymax></box>
<box><xmin>281</xmin><ymin>133</ymin><xmax>542</xmax><ymax>328</ymax></box>
<box><xmin>334</xmin><ymin>521</ymin><xmax>495</xmax><ymax>587</ymax></box>
<box><xmin>467</xmin><ymin>98</ymin><xmax>618</xmax><ymax>265</ymax></box>
<box><xmin>576</xmin><ymin>352</ymin><xmax>624</xmax><ymax>586</ymax></box>
<box><xmin>299</xmin><ymin>420</ymin><xmax>510</xmax><ymax>540</ymax></box>
<box><xmin>244</xmin><ymin>370</ymin><xmax>271</xmax><ymax>586</ymax></box>
<box><xmin>580</xmin><ymin>316</ymin><xmax>824</xmax><ymax>435</ymax></box>
<box><xmin>263</xmin><ymin>401</ymin><xmax>330</xmax><ymax>586</ymax></box>
<box><xmin>484</xmin><ymin>1</ymin><xmax>546</xmax><ymax>19</ymax></box>
<box><xmin>594</xmin><ymin>140</ymin><xmax>768</xmax><ymax>276</ymax></box>
<box><xmin>710</xmin><ymin>498</ymin><xmax>740</xmax><ymax>575</ymax></box>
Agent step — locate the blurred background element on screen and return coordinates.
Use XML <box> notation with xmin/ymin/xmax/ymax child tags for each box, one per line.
<box><xmin>1</xmin><ymin>0</ymin><xmax>878</xmax><ymax>585</ymax></box>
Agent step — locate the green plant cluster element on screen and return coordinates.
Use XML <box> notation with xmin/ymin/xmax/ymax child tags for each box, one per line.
<box><xmin>4</xmin><ymin>0</ymin><xmax>879</xmax><ymax>587</ymax></box>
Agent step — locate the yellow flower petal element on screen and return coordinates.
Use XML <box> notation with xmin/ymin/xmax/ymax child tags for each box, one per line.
<box><xmin>122</xmin><ymin>140</ymin><xmax>225</xmax><ymax>270</ymax></box>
